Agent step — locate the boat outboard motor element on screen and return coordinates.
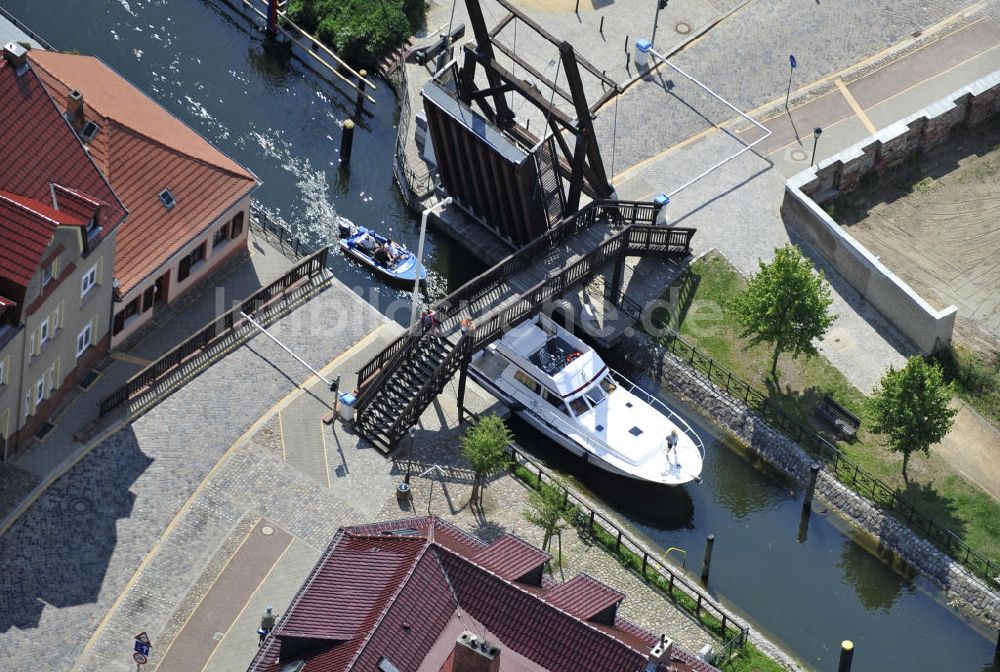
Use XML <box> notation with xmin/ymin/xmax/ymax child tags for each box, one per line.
<box><xmin>336</xmin><ymin>216</ymin><xmax>355</xmax><ymax>238</ymax></box>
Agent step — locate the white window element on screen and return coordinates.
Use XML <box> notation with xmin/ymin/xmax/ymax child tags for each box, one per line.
<box><xmin>35</xmin><ymin>376</ymin><xmax>45</xmax><ymax>406</ymax></box>
<box><xmin>41</xmin><ymin>262</ymin><xmax>53</xmax><ymax>287</ymax></box>
<box><xmin>77</xmin><ymin>322</ymin><xmax>93</xmax><ymax>357</ymax></box>
<box><xmin>24</xmin><ymin>393</ymin><xmax>31</xmax><ymax>419</ymax></box>
<box><xmin>81</xmin><ymin>264</ymin><xmax>98</xmax><ymax>297</ymax></box>
<box><xmin>39</xmin><ymin>317</ymin><xmax>50</xmax><ymax>346</ymax></box>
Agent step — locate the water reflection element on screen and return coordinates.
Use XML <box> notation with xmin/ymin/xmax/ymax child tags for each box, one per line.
<box><xmin>837</xmin><ymin>541</ymin><xmax>914</xmax><ymax>614</ymax></box>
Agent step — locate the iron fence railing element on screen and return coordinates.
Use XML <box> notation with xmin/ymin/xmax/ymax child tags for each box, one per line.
<box><xmin>505</xmin><ymin>441</ymin><xmax>749</xmax><ymax>658</ymax></box>
<box><xmin>608</xmin><ymin>288</ymin><xmax>1000</xmax><ymax>586</ymax></box>
<box><xmin>250</xmin><ymin>204</ymin><xmax>321</xmax><ymax>259</ymax></box>
<box><xmin>99</xmin><ymin>248</ymin><xmax>329</xmax><ymax>418</ymax></box>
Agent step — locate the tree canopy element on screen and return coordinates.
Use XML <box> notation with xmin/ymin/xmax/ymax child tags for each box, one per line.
<box><xmin>461</xmin><ymin>415</ymin><xmax>512</xmax><ymax>506</ymax></box>
<box><xmin>729</xmin><ymin>244</ymin><xmax>836</xmax><ymax>378</ymax></box>
<box><xmin>867</xmin><ymin>356</ymin><xmax>957</xmax><ymax>481</ymax></box>
<box><xmin>523</xmin><ymin>485</ymin><xmax>567</xmax><ymax>556</ymax></box>
<box><xmin>287</xmin><ymin>0</ymin><xmax>424</xmax><ymax>67</ymax></box>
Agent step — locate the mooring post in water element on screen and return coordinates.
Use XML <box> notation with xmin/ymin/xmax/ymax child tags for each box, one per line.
<box><xmin>340</xmin><ymin>119</ymin><xmax>355</xmax><ymax>165</ymax></box>
<box><xmin>700</xmin><ymin>534</ymin><xmax>715</xmax><ymax>584</ymax></box>
<box><xmin>803</xmin><ymin>462</ymin><xmax>820</xmax><ymax>510</ymax></box>
<box><xmin>837</xmin><ymin>640</ymin><xmax>854</xmax><ymax>672</ymax></box>
<box><xmin>796</xmin><ymin>504</ymin><xmax>810</xmax><ymax>543</ymax></box>
<box><xmin>355</xmin><ymin>70</ymin><xmax>368</xmax><ymax>116</ymax></box>
<box><xmin>266</xmin><ymin>0</ymin><xmax>279</xmax><ymax>36</ymax></box>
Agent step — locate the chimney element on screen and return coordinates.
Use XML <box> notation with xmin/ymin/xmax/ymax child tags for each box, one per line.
<box><xmin>454</xmin><ymin>631</ymin><xmax>500</xmax><ymax>672</ymax></box>
<box><xmin>66</xmin><ymin>89</ymin><xmax>85</xmax><ymax>131</ymax></box>
<box><xmin>3</xmin><ymin>42</ymin><xmax>27</xmax><ymax>72</ymax></box>
<box><xmin>648</xmin><ymin>634</ymin><xmax>673</xmax><ymax>665</ymax></box>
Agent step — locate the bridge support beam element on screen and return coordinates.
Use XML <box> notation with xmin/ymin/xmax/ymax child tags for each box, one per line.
<box><xmin>456</xmin><ymin>358</ymin><xmax>470</xmax><ymax>423</ymax></box>
<box><xmin>609</xmin><ymin>253</ymin><xmax>626</xmax><ymax>304</ymax></box>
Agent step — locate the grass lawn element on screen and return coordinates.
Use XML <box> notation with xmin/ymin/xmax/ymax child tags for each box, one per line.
<box><xmin>660</xmin><ymin>251</ymin><xmax>1000</xmax><ymax>567</ymax></box>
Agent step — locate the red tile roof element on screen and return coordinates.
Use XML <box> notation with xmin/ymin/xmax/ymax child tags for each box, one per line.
<box><xmin>27</xmin><ymin>51</ymin><xmax>259</xmax><ymax>294</ymax></box>
<box><xmin>0</xmin><ymin>55</ymin><xmax>126</xmax><ymax>296</ymax></box>
<box><xmin>470</xmin><ymin>533</ymin><xmax>551</xmax><ymax>581</ymax></box>
<box><xmin>246</xmin><ymin>517</ymin><xmax>723</xmax><ymax>672</ymax></box>
<box><xmin>544</xmin><ymin>573</ymin><xmax>624</xmax><ymax>621</ymax></box>
<box><xmin>0</xmin><ymin>191</ymin><xmax>81</xmax><ymax>288</ymax></box>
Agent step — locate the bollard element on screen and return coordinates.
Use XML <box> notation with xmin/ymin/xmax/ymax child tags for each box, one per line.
<box><xmin>700</xmin><ymin>534</ymin><xmax>715</xmax><ymax>584</ymax></box>
<box><xmin>354</xmin><ymin>69</ymin><xmax>368</xmax><ymax>117</ymax></box>
<box><xmin>803</xmin><ymin>463</ymin><xmax>820</xmax><ymax>510</ymax></box>
<box><xmin>837</xmin><ymin>640</ymin><xmax>854</xmax><ymax>672</ymax></box>
<box><xmin>340</xmin><ymin>119</ymin><xmax>355</xmax><ymax>165</ymax></box>
<box><xmin>599</xmin><ymin>16</ymin><xmax>605</xmax><ymax>35</ymax></box>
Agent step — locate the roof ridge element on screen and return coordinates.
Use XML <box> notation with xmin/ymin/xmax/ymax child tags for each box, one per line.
<box><xmin>0</xmin><ymin>192</ymin><xmax>67</xmax><ymax>227</ymax></box>
<box><xmin>433</xmin><ymin>543</ymin><xmax>650</xmax><ymax>659</ymax></box>
<box><xmin>346</xmin><ymin>539</ymin><xmax>436</xmax><ymax>670</ymax></box>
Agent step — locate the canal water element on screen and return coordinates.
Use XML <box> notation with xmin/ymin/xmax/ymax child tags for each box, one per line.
<box><xmin>8</xmin><ymin>1</ymin><xmax>996</xmax><ymax>670</ymax></box>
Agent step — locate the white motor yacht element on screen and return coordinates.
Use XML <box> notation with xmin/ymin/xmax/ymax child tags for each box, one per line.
<box><xmin>468</xmin><ymin>314</ymin><xmax>705</xmax><ymax>485</ymax></box>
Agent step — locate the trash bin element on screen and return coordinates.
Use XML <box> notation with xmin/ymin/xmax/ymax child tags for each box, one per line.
<box><xmin>338</xmin><ymin>392</ymin><xmax>356</xmax><ymax>422</ymax></box>
<box><xmin>653</xmin><ymin>193</ymin><xmax>670</xmax><ymax>226</ymax></box>
<box><xmin>635</xmin><ymin>39</ymin><xmax>652</xmax><ymax>68</ymax></box>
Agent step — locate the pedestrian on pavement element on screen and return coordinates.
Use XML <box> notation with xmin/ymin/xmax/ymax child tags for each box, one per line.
<box><xmin>258</xmin><ymin>605</ymin><xmax>277</xmax><ymax>646</ymax></box>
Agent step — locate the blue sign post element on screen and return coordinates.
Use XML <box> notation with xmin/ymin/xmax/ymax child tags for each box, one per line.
<box><xmin>786</xmin><ymin>54</ymin><xmax>798</xmax><ymax>108</ymax></box>
<box><xmin>133</xmin><ymin>632</ymin><xmax>152</xmax><ymax>669</ymax></box>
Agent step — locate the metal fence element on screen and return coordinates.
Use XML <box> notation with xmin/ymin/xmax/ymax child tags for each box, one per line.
<box><xmin>250</xmin><ymin>204</ymin><xmax>321</xmax><ymax>259</ymax></box>
<box><xmin>505</xmin><ymin>442</ymin><xmax>749</xmax><ymax>659</ymax></box>
<box><xmin>611</xmin><ymin>290</ymin><xmax>1000</xmax><ymax>586</ymax></box>
<box><xmin>99</xmin><ymin>248</ymin><xmax>329</xmax><ymax>418</ymax></box>
<box><xmin>388</xmin><ymin>68</ymin><xmax>436</xmax><ymax>206</ymax></box>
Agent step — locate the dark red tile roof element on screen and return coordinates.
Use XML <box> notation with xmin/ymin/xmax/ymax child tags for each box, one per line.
<box><xmin>0</xmin><ymin>58</ymin><xmax>125</xmax><ymax>235</ymax></box>
<box><xmin>544</xmin><ymin>573</ymin><xmax>624</xmax><ymax>621</ymax></box>
<box><xmin>28</xmin><ymin>50</ymin><xmax>259</xmax><ymax>294</ymax></box>
<box><xmin>0</xmin><ymin>191</ymin><xmax>86</xmax><ymax>291</ymax></box>
<box><xmin>470</xmin><ymin>533</ymin><xmax>551</xmax><ymax>581</ymax></box>
<box><xmin>245</xmin><ymin>517</ymin><xmax>722</xmax><ymax>672</ymax></box>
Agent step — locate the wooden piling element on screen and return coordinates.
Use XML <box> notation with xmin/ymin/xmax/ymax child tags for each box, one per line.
<box><xmin>355</xmin><ymin>69</ymin><xmax>368</xmax><ymax>116</ymax></box>
<box><xmin>700</xmin><ymin>534</ymin><xmax>715</xmax><ymax>584</ymax></box>
<box><xmin>340</xmin><ymin>119</ymin><xmax>355</xmax><ymax>165</ymax></box>
<box><xmin>803</xmin><ymin>462</ymin><xmax>820</xmax><ymax>510</ymax></box>
<box><xmin>837</xmin><ymin>640</ymin><xmax>854</xmax><ymax>672</ymax></box>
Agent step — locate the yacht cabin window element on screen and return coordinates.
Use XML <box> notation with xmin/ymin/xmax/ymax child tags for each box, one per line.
<box><xmin>599</xmin><ymin>375</ymin><xmax>617</xmax><ymax>394</ymax></box>
<box><xmin>542</xmin><ymin>389</ymin><xmax>568</xmax><ymax>414</ymax></box>
<box><xmin>568</xmin><ymin>396</ymin><xmax>589</xmax><ymax>416</ymax></box>
<box><xmin>514</xmin><ymin>369</ymin><xmax>540</xmax><ymax>394</ymax></box>
<box><xmin>585</xmin><ymin>385</ymin><xmax>607</xmax><ymax>407</ymax></box>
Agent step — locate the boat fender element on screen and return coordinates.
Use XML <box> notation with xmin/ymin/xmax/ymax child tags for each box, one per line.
<box><xmin>582</xmin><ymin>451</ymin><xmax>589</xmax><ymax>464</ymax></box>
<box><xmin>566</xmin><ymin>350</ymin><xmax>582</xmax><ymax>363</ymax></box>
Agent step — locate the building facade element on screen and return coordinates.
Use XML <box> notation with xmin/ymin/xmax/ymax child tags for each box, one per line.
<box><xmin>0</xmin><ymin>42</ymin><xmax>127</xmax><ymax>458</ymax></box>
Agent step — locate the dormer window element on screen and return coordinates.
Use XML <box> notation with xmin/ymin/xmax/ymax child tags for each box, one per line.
<box><xmin>80</xmin><ymin>120</ymin><xmax>100</xmax><ymax>142</ymax></box>
<box><xmin>159</xmin><ymin>189</ymin><xmax>176</xmax><ymax>210</ymax></box>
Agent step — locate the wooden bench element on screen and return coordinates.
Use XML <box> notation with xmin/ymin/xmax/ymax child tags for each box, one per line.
<box><xmin>815</xmin><ymin>395</ymin><xmax>861</xmax><ymax>440</ymax></box>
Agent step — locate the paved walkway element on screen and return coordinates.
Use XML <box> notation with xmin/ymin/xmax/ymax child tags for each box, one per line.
<box><xmin>0</xmin><ymin>274</ymin><xmax>384</xmax><ymax>671</ymax></box>
<box><xmin>612</xmin><ymin>12</ymin><xmax>1000</xmax><ymax>392</ymax></box>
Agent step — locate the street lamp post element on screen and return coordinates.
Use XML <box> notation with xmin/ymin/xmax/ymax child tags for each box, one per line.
<box><xmin>811</xmin><ymin>127</ymin><xmax>823</xmax><ymax>166</ymax></box>
<box><xmin>410</xmin><ymin>197</ymin><xmax>453</xmax><ymax>328</ymax></box>
<box><xmin>405</xmin><ymin>426</ymin><xmax>417</xmax><ymax>484</ymax></box>
<box><xmin>652</xmin><ymin>0</ymin><xmax>668</xmax><ymax>46</ymax></box>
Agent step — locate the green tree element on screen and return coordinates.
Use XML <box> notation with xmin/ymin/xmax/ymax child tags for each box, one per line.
<box><xmin>523</xmin><ymin>486</ymin><xmax>567</xmax><ymax>559</ymax></box>
<box><xmin>461</xmin><ymin>415</ymin><xmax>512</xmax><ymax>507</ymax></box>
<box><xmin>729</xmin><ymin>244</ymin><xmax>836</xmax><ymax>379</ymax></box>
<box><xmin>867</xmin><ymin>356</ymin><xmax>957</xmax><ymax>481</ymax></box>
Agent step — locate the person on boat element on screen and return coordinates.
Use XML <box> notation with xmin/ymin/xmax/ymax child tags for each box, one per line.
<box><xmin>374</xmin><ymin>243</ymin><xmax>392</xmax><ymax>266</ymax></box>
<box><xmin>356</xmin><ymin>231</ymin><xmax>377</xmax><ymax>254</ymax></box>
<box><xmin>662</xmin><ymin>429</ymin><xmax>680</xmax><ymax>475</ymax></box>
<box><xmin>386</xmin><ymin>239</ymin><xmax>403</xmax><ymax>261</ymax></box>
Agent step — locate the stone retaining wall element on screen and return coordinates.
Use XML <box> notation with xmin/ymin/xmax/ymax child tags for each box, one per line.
<box><xmin>781</xmin><ymin>69</ymin><xmax>1000</xmax><ymax>353</ymax></box>
<box><xmin>619</xmin><ymin>332</ymin><xmax>1000</xmax><ymax>630</ymax></box>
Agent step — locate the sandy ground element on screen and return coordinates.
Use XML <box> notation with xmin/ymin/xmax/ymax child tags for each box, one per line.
<box><xmin>838</xmin><ymin>126</ymin><xmax>1000</xmax><ymax>356</ymax></box>
<box><xmin>932</xmin><ymin>399</ymin><xmax>1000</xmax><ymax>502</ymax></box>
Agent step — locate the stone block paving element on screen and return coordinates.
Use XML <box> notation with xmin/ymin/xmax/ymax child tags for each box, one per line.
<box><xmin>0</xmin><ymin>278</ymin><xmax>383</xmax><ymax>672</ymax></box>
<box><xmin>598</xmin><ymin>0</ymin><xmax>983</xmax><ymax>171</ymax></box>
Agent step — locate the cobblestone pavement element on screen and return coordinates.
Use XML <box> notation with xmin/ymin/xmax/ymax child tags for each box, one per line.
<box><xmin>0</xmin><ymin>278</ymin><xmax>382</xmax><ymax>672</ymax></box>
<box><xmin>595</xmin><ymin>0</ymin><xmax>988</xmax><ymax>171</ymax></box>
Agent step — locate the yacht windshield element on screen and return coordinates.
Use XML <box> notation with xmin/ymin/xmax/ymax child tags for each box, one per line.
<box><xmin>568</xmin><ymin>396</ymin><xmax>589</xmax><ymax>416</ymax></box>
<box><xmin>585</xmin><ymin>384</ymin><xmax>606</xmax><ymax>407</ymax></box>
<box><xmin>599</xmin><ymin>375</ymin><xmax>617</xmax><ymax>394</ymax></box>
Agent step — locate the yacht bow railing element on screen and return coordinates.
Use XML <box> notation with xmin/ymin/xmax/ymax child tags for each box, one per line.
<box><xmin>609</xmin><ymin>367</ymin><xmax>707</xmax><ymax>463</ymax></box>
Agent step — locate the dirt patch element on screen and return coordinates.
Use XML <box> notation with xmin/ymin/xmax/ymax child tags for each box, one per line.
<box><xmin>826</xmin><ymin>122</ymin><xmax>1000</xmax><ymax>357</ymax></box>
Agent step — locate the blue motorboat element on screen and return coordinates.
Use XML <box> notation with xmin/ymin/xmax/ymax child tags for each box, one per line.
<box><xmin>338</xmin><ymin>221</ymin><xmax>426</xmax><ymax>283</ymax></box>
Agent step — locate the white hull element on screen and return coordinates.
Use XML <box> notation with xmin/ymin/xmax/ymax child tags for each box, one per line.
<box><xmin>467</xmin><ymin>316</ymin><xmax>705</xmax><ymax>487</ymax></box>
